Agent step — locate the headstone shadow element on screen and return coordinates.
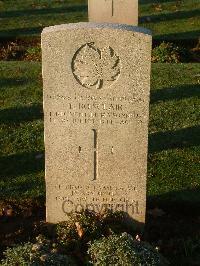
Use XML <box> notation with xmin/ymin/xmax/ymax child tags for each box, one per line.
<box><xmin>155</xmin><ymin>30</ymin><xmax>200</xmax><ymax>40</ymax></box>
<box><xmin>0</xmin><ymin>78</ymin><xmax>33</xmax><ymax>89</ymax></box>
<box><xmin>140</xmin><ymin>0</ymin><xmax>173</xmax><ymax>4</ymax></box>
<box><xmin>140</xmin><ymin>9</ymin><xmax>200</xmax><ymax>23</ymax></box>
<box><xmin>0</xmin><ymin>151</ymin><xmax>44</xmax><ymax>179</ymax></box>
<box><xmin>0</xmin><ymin>27</ymin><xmax>43</xmax><ymax>38</ymax></box>
<box><xmin>147</xmin><ymin>187</ymin><xmax>200</xmax><ymax>216</ymax></box>
<box><xmin>150</xmin><ymin>84</ymin><xmax>200</xmax><ymax>104</ymax></box>
<box><xmin>0</xmin><ymin>104</ymin><xmax>43</xmax><ymax>125</ymax></box>
<box><xmin>0</xmin><ymin>5</ymin><xmax>87</xmax><ymax>19</ymax></box>
<box><xmin>149</xmin><ymin>125</ymin><xmax>200</xmax><ymax>153</ymax></box>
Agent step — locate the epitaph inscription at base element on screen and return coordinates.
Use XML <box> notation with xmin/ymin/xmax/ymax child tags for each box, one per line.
<box><xmin>42</xmin><ymin>23</ymin><xmax>152</xmax><ymax>226</ymax></box>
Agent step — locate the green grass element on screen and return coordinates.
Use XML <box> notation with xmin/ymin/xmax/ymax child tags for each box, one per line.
<box><xmin>0</xmin><ymin>0</ymin><xmax>88</xmax><ymax>39</ymax></box>
<box><xmin>0</xmin><ymin>0</ymin><xmax>199</xmax><ymax>40</ymax></box>
<box><xmin>149</xmin><ymin>63</ymin><xmax>200</xmax><ymax>205</ymax></box>
<box><xmin>0</xmin><ymin>62</ymin><xmax>44</xmax><ymax>200</ymax></box>
<box><xmin>140</xmin><ymin>0</ymin><xmax>200</xmax><ymax>40</ymax></box>
<box><xmin>0</xmin><ymin>61</ymin><xmax>200</xmax><ymax>206</ymax></box>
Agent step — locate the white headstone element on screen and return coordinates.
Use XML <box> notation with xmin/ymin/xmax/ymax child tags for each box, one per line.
<box><xmin>42</xmin><ymin>23</ymin><xmax>152</xmax><ymax>227</ymax></box>
<box><xmin>88</xmin><ymin>0</ymin><xmax>138</xmax><ymax>26</ymax></box>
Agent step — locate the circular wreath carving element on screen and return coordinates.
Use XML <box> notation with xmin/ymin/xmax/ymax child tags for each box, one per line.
<box><xmin>72</xmin><ymin>42</ymin><xmax>121</xmax><ymax>90</ymax></box>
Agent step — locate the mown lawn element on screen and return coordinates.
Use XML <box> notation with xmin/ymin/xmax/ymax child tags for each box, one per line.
<box><xmin>0</xmin><ymin>0</ymin><xmax>199</xmax><ymax>40</ymax></box>
<box><xmin>149</xmin><ymin>63</ymin><xmax>200</xmax><ymax>207</ymax></box>
<box><xmin>0</xmin><ymin>62</ymin><xmax>44</xmax><ymax>201</ymax></box>
<box><xmin>0</xmin><ymin>61</ymin><xmax>199</xmax><ymax>207</ymax></box>
<box><xmin>140</xmin><ymin>0</ymin><xmax>200</xmax><ymax>40</ymax></box>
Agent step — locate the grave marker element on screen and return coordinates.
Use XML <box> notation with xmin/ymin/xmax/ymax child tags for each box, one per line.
<box><xmin>42</xmin><ymin>23</ymin><xmax>152</xmax><ymax>226</ymax></box>
<box><xmin>88</xmin><ymin>0</ymin><xmax>138</xmax><ymax>26</ymax></box>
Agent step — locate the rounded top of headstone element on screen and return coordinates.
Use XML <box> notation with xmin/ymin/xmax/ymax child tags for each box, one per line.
<box><xmin>42</xmin><ymin>22</ymin><xmax>152</xmax><ymax>36</ymax></box>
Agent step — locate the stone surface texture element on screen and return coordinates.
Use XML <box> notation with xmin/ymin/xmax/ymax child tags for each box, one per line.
<box><xmin>42</xmin><ymin>22</ymin><xmax>152</xmax><ymax>226</ymax></box>
<box><xmin>88</xmin><ymin>0</ymin><xmax>138</xmax><ymax>26</ymax></box>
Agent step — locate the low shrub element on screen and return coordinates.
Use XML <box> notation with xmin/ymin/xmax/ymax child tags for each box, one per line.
<box><xmin>0</xmin><ymin>211</ymin><xmax>169</xmax><ymax>265</ymax></box>
<box><xmin>88</xmin><ymin>232</ymin><xmax>169</xmax><ymax>266</ymax></box>
<box><xmin>56</xmin><ymin>210</ymin><xmax>130</xmax><ymax>249</ymax></box>
<box><xmin>1</xmin><ymin>235</ymin><xmax>77</xmax><ymax>266</ymax></box>
<box><xmin>56</xmin><ymin>210</ymin><xmax>105</xmax><ymax>251</ymax></box>
<box><xmin>1</xmin><ymin>242</ymin><xmax>33</xmax><ymax>266</ymax></box>
<box><xmin>152</xmin><ymin>42</ymin><xmax>190</xmax><ymax>63</ymax></box>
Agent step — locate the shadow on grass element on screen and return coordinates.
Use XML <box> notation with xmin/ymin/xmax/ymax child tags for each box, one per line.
<box><xmin>140</xmin><ymin>9</ymin><xmax>200</xmax><ymax>23</ymax></box>
<box><xmin>149</xmin><ymin>125</ymin><xmax>200</xmax><ymax>153</ymax></box>
<box><xmin>140</xmin><ymin>0</ymin><xmax>175</xmax><ymax>4</ymax></box>
<box><xmin>3</xmin><ymin>177</ymin><xmax>43</xmax><ymax>194</ymax></box>
<box><xmin>0</xmin><ymin>77</ymin><xmax>35</xmax><ymax>88</ymax></box>
<box><xmin>0</xmin><ymin>5</ymin><xmax>87</xmax><ymax>18</ymax></box>
<box><xmin>0</xmin><ymin>27</ymin><xmax>43</xmax><ymax>37</ymax></box>
<box><xmin>146</xmin><ymin>188</ymin><xmax>200</xmax><ymax>261</ymax></box>
<box><xmin>154</xmin><ymin>30</ymin><xmax>200</xmax><ymax>40</ymax></box>
<box><xmin>0</xmin><ymin>151</ymin><xmax>44</xmax><ymax>179</ymax></box>
<box><xmin>150</xmin><ymin>84</ymin><xmax>200</xmax><ymax>104</ymax></box>
<box><xmin>0</xmin><ymin>104</ymin><xmax>43</xmax><ymax>125</ymax></box>
<box><xmin>147</xmin><ymin>187</ymin><xmax>200</xmax><ymax>216</ymax></box>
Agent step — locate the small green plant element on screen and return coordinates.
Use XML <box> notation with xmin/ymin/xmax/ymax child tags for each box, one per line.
<box><xmin>24</xmin><ymin>46</ymin><xmax>41</xmax><ymax>61</ymax></box>
<box><xmin>56</xmin><ymin>210</ymin><xmax>104</xmax><ymax>250</ymax></box>
<box><xmin>1</xmin><ymin>235</ymin><xmax>77</xmax><ymax>266</ymax></box>
<box><xmin>172</xmin><ymin>236</ymin><xmax>200</xmax><ymax>258</ymax></box>
<box><xmin>88</xmin><ymin>233</ymin><xmax>169</xmax><ymax>266</ymax></box>
<box><xmin>182</xmin><ymin>236</ymin><xmax>200</xmax><ymax>257</ymax></box>
<box><xmin>152</xmin><ymin>42</ymin><xmax>189</xmax><ymax>63</ymax></box>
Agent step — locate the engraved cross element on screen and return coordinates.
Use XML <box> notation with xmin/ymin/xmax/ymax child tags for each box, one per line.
<box><xmin>92</xmin><ymin>129</ymin><xmax>98</xmax><ymax>181</ymax></box>
<box><xmin>105</xmin><ymin>0</ymin><xmax>114</xmax><ymax>16</ymax></box>
<box><xmin>79</xmin><ymin>129</ymin><xmax>114</xmax><ymax>181</ymax></box>
<box><xmin>78</xmin><ymin>129</ymin><xmax>98</xmax><ymax>181</ymax></box>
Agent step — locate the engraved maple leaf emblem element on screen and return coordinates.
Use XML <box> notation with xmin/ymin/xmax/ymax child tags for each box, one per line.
<box><xmin>72</xmin><ymin>43</ymin><xmax>121</xmax><ymax>89</ymax></box>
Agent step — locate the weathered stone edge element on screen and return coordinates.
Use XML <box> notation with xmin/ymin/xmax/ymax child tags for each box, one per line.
<box><xmin>42</xmin><ymin>22</ymin><xmax>152</xmax><ymax>36</ymax></box>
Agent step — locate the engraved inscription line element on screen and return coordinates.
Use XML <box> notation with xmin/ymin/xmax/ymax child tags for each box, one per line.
<box><xmin>106</xmin><ymin>0</ymin><xmax>114</xmax><ymax>16</ymax></box>
<box><xmin>92</xmin><ymin>129</ymin><xmax>98</xmax><ymax>181</ymax></box>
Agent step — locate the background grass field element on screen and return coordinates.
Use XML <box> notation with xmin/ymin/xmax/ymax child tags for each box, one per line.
<box><xmin>0</xmin><ymin>0</ymin><xmax>199</xmax><ymax>40</ymax></box>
